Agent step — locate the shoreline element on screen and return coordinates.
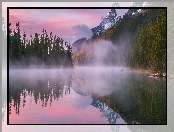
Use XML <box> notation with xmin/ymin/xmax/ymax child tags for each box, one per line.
<box><xmin>130</xmin><ymin>68</ymin><xmax>152</xmax><ymax>74</ymax></box>
<box><xmin>130</xmin><ymin>68</ymin><xmax>166</xmax><ymax>79</ymax></box>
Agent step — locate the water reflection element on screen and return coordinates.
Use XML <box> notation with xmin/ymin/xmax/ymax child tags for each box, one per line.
<box><xmin>8</xmin><ymin>67</ymin><xmax>166</xmax><ymax>124</ymax></box>
<box><xmin>91</xmin><ymin>97</ymin><xmax>126</xmax><ymax>124</ymax></box>
<box><xmin>9</xmin><ymin>69</ymin><xmax>72</xmax><ymax>116</ymax></box>
<box><xmin>72</xmin><ymin>67</ymin><xmax>166</xmax><ymax>124</ymax></box>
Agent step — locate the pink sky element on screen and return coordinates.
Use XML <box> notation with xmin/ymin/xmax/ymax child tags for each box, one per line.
<box><xmin>7</xmin><ymin>8</ymin><xmax>128</xmax><ymax>44</ymax></box>
<box><xmin>2</xmin><ymin>2</ymin><xmax>133</xmax><ymax>44</ymax></box>
<box><xmin>9</xmin><ymin>90</ymin><xmax>110</xmax><ymax>124</ymax></box>
<box><xmin>2</xmin><ymin>2</ymin><xmax>133</xmax><ymax>132</ymax></box>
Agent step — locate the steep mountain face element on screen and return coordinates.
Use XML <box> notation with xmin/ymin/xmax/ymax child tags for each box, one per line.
<box><xmin>72</xmin><ymin>38</ymin><xmax>88</xmax><ymax>54</ymax></box>
<box><xmin>91</xmin><ymin>9</ymin><xmax>121</xmax><ymax>38</ymax></box>
<box><xmin>72</xmin><ymin>9</ymin><xmax>121</xmax><ymax>55</ymax></box>
<box><xmin>72</xmin><ymin>9</ymin><xmax>121</xmax><ymax>53</ymax></box>
<box><xmin>72</xmin><ymin>9</ymin><xmax>122</xmax><ymax>66</ymax></box>
<box><xmin>72</xmin><ymin>9</ymin><xmax>160</xmax><ymax>67</ymax></box>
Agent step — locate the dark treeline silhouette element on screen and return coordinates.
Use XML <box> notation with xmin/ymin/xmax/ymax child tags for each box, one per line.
<box><xmin>9</xmin><ymin>22</ymin><xmax>73</xmax><ymax>68</ymax></box>
<box><xmin>9</xmin><ymin>70</ymin><xmax>72</xmax><ymax>115</ymax></box>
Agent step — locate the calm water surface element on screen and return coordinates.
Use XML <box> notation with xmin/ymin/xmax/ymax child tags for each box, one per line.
<box><xmin>9</xmin><ymin>67</ymin><xmax>166</xmax><ymax>124</ymax></box>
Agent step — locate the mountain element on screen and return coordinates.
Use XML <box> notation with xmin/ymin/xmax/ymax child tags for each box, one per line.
<box><xmin>73</xmin><ymin>9</ymin><xmax>163</xmax><ymax>70</ymax></box>
<box><xmin>91</xmin><ymin>9</ymin><xmax>121</xmax><ymax>38</ymax></box>
<box><xmin>72</xmin><ymin>9</ymin><xmax>121</xmax><ymax>56</ymax></box>
<box><xmin>72</xmin><ymin>38</ymin><xmax>88</xmax><ymax>54</ymax></box>
<box><xmin>72</xmin><ymin>9</ymin><xmax>121</xmax><ymax>51</ymax></box>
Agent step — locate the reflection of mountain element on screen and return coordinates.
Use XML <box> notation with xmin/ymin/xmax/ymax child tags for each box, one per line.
<box><xmin>71</xmin><ymin>69</ymin><xmax>92</xmax><ymax>96</ymax></box>
<box><xmin>72</xmin><ymin>69</ymin><xmax>126</xmax><ymax>124</ymax></box>
<box><xmin>8</xmin><ymin>68</ymin><xmax>166</xmax><ymax>124</ymax></box>
<box><xmin>72</xmin><ymin>86</ymin><xmax>89</xmax><ymax>96</ymax></box>
<box><xmin>96</xmin><ymin>73</ymin><xmax>166</xmax><ymax>124</ymax></box>
<box><xmin>72</xmin><ymin>68</ymin><xmax>166</xmax><ymax>124</ymax></box>
<box><xmin>72</xmin><ymin>68</ymin><xmax>127</xmax><ymax>96</ymax></box>
<box><xmin>9</xmin><ymin>69</ymin><xmax>72</xmax><ymax>115</ymax></box>
<box><xmin>91</xmin><ymin>97</ymin><xmax>124</xmax><ymax>124</ymax></box>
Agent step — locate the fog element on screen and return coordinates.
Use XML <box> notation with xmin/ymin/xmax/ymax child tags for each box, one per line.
<box><xmin>92</xmin><ymin>40</ymin><xmax>126</xmax><ymax>67</ymax></box>
<box><xmin>8</xmin><ymin>67</ymin><xmax>132</xmax><ymax>97</ymax></box>
<box><xmin>8</xmin><ymin>67</ymin><xmax>131</xmax><ymax>124</ymax></box>
<box><xmin>6</xmin><ymin>61</ymin><xmax>167</xmax><ymax>125</ymax></box>
<box><xmin>72</xmin><ymin>67</ymin><xmax>132</xmax><ymax>96</ymax></box>
<box><xmin>73</xmin><ymin>39</ymin><xmax>128</xmax><ymax>67</ymax></box>
<box><xmin>6</xmin><ymin>27</ymin><xmax>166</xmax><ymax>125</ymax></box>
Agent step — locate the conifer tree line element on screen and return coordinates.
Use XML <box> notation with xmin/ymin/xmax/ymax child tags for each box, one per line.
<box><xmin>9</xmin><ymin>22</ymin><xmax>73</xmax><ymax>68</ymax></box>
<box><xmin>129</xmin><ymin>9</ymin><xmax>166</xmax><ymax>73</ymax></box>
<box><xmin>72</xmin><ymin>8</ymin><xmax>166</xmax><ymax>74</ymax></box>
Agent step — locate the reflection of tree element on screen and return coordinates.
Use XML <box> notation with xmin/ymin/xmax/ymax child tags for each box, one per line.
<box><xmin>73</xmin><ymin>68</ymin><xmax>166</xmax><ymax>124</ymax></box>
<box><xmin>9</xmin><ymin>80</ymin><xmax>21</xmax><ymax>115</ymax></box>
<box><xmin>97</xmin><ymin>72</ymin><xmax>166</xmax><ymax>124</ymax></box>
<box><xmin>9</xmin><ymin>70</ymin><xmax>72</xmax><ymax>115</ymax></box>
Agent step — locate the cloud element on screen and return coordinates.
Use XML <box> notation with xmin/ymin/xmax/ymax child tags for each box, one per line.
<box><xmin>72</xmin><ymin>24</ymin><xmax>92</xmax><ymax>40</ymax></box>
<box><xmin>8</xmin><ymin>8</ymin><xmax>128</xmax><ymax>44</ymax></box>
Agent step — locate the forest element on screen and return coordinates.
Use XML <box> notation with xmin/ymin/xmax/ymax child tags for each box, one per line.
<box><xmin>8</xmin><ymin>22</ymin><xmax>73</xmax><ymax>68</ymax></box>
<box><xmin>7</xmin><ymin>8</ymin><xmax>166</xmax><ymax>75</ymax></box>
<box><xmin>72</xmin><ymin>8</ymin><xmax>166</xmax><ymax>74</ymax></box>
<box><xmin>129</xmin><ymin>9</ymin><xmax>166</xmax><ymax>73</ymax></box>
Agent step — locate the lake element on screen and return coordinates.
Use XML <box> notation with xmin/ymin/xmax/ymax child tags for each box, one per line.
<box><xmin>8</xmin><ymin>67</ymin><xmax>166</xmax><ymax>124</ymax></box>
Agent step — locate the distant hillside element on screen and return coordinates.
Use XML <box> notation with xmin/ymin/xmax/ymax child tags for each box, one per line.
<box><xmin>73</xmin><ymin>9</ymin><xmax>162</xmax><ymax>68</ymax></box>
<box><xmin>72</xmin><ymin>38</ymin><xmax>88</xmax><ymax>54</ymax></box>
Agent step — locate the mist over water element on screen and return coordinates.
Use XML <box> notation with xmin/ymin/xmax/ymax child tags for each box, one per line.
<box><xmin>8</xmin><ymin>67</ymin><xmax>166</xmax><ymax>124</ymax></box>
<box><xmin>6</xmin><ymin>22</ymin><xmax>166</xmax><ymax>124</ymax></box>
<box><xmin>72</xmin><ymin>67</ymin><xmax>129</xmax><ymax>96</ymax></box>
<box><xmin>6</xmin><ymin>27</ymin><xmax>166</xmax><ymax>124</ymax></box>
